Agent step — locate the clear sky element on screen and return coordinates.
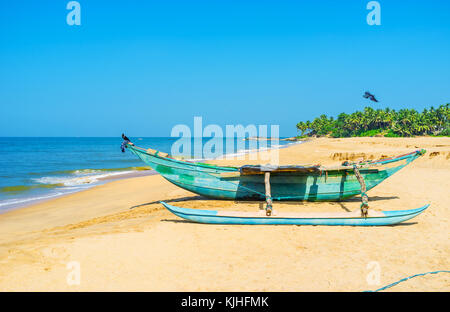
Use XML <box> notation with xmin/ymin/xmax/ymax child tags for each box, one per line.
<box><xmin>1</xmin><ymin>0</ymin><xmax>449</xmax><ymax>137</ymax></box>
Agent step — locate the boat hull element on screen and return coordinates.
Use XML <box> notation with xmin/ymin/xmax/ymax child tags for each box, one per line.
<box><xmin>128</xmin><ymin>145</ymin><xmax>424</xmax><ymax>201</ymax></box>
<box><xmin>161</xmin><ymin>202</ymin><xmax>429</xmax><ymax>226</ymax></box>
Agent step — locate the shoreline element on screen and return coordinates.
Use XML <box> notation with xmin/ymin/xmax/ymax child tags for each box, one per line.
<box><xmin>0</xmin><ymin>136</ymin><xmax>448</xmax><ymax>291</ymax></box>
<box><xmin>0</xmin><ymin>169</ymin><xmax>158</xmax><ymax>215</ymax></box>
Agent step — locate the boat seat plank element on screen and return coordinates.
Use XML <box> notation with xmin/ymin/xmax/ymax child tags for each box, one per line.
<box><xmin>240</xmin><ymin>164</ymin><xmax>322</xmax><ymax>174</ymax></box>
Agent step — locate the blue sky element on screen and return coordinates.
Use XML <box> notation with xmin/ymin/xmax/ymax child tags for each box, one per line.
<box><xmin>0</xmin><ymin>0</ymin><xmax>449</xmax><ymax>137</ymax></box>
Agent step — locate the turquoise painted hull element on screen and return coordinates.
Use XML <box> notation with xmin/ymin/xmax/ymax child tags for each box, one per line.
<box><xmin>161</xmin><ymin>202</ymin><xmax>429</xmax><ymax>226</ymax></box>
<box><xmin>127</xmin><ymin>145</ymin><xmax>424</xmax><ymax>201</ymax></box>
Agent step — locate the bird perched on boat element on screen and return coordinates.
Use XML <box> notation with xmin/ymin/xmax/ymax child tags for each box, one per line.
<box><xmin>122</xmin><ymin>133</ymin><xmax>130</xmax><ymax>142</ymax></box>
<box><xmin>121</xmin><ymin>133</ymin><xmax>133</xmax><ymax>152</ymax></box>
<box><xmin>363</xmin><ymin>91</ymin><xmax>378</xmax><ymax>102</ymax></box>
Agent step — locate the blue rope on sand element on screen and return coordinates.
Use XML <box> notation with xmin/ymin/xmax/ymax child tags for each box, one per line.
<box><xmin>365</xmin><ymin>270</ymin><xmax>450</xmax><ymax>292</ymax></box>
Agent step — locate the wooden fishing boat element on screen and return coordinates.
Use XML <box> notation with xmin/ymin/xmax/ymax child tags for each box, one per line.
<box><xmin>125</xmin><ymin>142</ymin><xmax>426</xmax><ymax>202</ymax></box>
<box><xmin>161</xmin><ymin>202</ymin><xmax>429</xmax><ymax>226</ymax></box>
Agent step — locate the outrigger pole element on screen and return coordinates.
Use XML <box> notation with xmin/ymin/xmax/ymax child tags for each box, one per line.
<box><xmin>264</xmin><ymin>172</ymin><xmax>273</xmax><ymax>216</ymax></box>
<box><xmin>264</xmin><ymin>165</ymin><xmax>369</xmax><ymax>217</ymax></box>
<box><xmin>353</xmin><ymin>165</ymin><xmax>369</xmax><ymax>217</ymax></box>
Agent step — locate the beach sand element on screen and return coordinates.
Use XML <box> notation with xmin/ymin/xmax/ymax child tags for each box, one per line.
<box><xmin>0</xmin><ymin>137</ymin><xmax>449</xmax><ymax>291</ymax></box>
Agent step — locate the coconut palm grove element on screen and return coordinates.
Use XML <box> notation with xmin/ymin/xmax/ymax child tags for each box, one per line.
<box><xmin>296</xmin><ymin>104</ymin><xmax>449</xmax><ymax>138</ymax></box>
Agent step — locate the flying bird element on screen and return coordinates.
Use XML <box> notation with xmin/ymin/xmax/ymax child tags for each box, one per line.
<box><xmin>363</xmin><ymin>91</ymin><xmax>378</xmax><ymax>102</ymax></box>
<box><xmin>122</xmin><ymin>133</ymin><xmax>130</xmax><ymax>141</ymax></box>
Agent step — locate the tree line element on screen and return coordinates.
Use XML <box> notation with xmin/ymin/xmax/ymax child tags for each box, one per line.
<box><xmin>296</xmin><ymin>104</ymin><xmax>449</xmax><ymax>138</ymax></box>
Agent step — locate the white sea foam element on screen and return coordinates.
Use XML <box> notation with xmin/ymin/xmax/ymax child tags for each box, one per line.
<box><xmin>0</xmin><ymin>189</ymin><xmax>83</xmax><ymax>211</ymax></box>
<box><xmin>0</xmin><ymin>193</ymin><xmax>62</xmax><ymax>207</ymax></box>
<box><xmin>33</xmin><ymin>171</ymin><xmax>134</xmax><ymax>187</ymax></box>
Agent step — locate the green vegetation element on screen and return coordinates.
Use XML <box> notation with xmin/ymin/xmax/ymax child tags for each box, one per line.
<box><xmin>296</xmin><ymin>104</ymin><xmax>449</xmax><ymax>138</ymax></box>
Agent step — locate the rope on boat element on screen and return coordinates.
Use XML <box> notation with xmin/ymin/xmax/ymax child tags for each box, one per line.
<box><xmin>264</xmin><ymin>172</ymin><xmax>273</xmax><ymax>216</ymax></box>
<box><xmin>364</xmin><ymin>270</ymin><xmax>450</xmax><ymax>292</ymax></box>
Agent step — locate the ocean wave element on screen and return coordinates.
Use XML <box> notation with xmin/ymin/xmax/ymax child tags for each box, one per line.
<box><xmin>29</xmin><ymin>166</ymin><xmax>150</xmax><ymax>176</ymax></box>
<box><xmin>33</xmin><ymin>170</ymin><xmax>136</xmax><ymax>187</ymax></box>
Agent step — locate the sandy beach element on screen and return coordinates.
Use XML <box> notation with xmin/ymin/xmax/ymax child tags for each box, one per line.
<box><xmin>0</xmin><ymin>137</ymin><xmax>448</xmax><ymax>291</ymax></box>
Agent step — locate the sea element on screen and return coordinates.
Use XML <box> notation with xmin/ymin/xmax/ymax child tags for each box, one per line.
<box><xmin>0</xmin><ymin>137</ymin><xmax>297</xmax><ymax>212</ymax></box>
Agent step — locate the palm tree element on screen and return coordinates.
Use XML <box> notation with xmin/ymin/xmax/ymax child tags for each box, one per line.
<box><xmin>296</xmin><ymin>104</ymin><xmax>449</xmax><ymax>138</ymax></box>
<box><xmin>296</xmin><ymin>122</ymin><xmax>308</xmax><ymax>136</ymax></box>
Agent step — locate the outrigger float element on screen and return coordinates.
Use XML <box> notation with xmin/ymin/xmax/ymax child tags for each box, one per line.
<box><xmin>123</xmin><ymin>138</ymin><xmax>429</xmax><ymax>225</ymax></box>
<box><xmin>160</xmin><ymin>202</ymin><xmax>429</xmax><ymax>226</ymax></box>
